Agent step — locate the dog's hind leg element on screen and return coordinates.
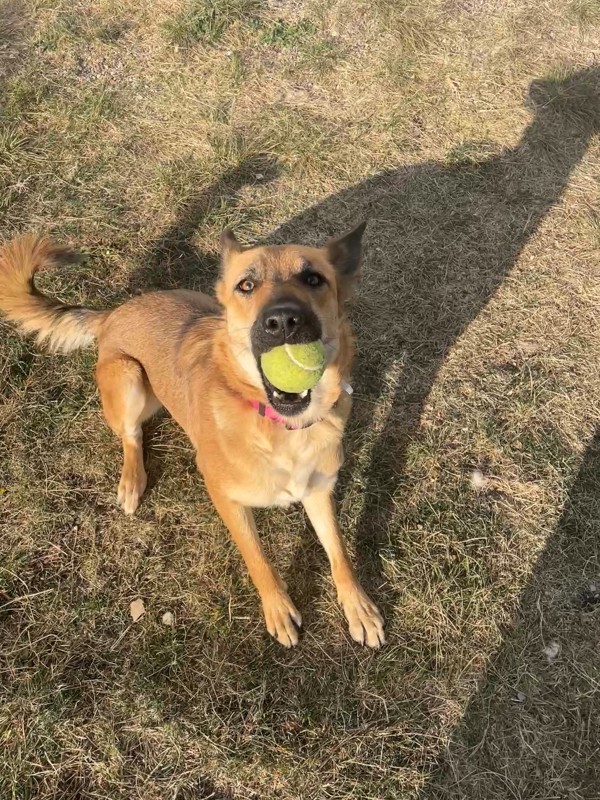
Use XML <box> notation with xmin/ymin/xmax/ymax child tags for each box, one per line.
<box><xmin>96</xmin><ymin>355</ymin><xmax>161</xmax><ymax>515</ymax></box>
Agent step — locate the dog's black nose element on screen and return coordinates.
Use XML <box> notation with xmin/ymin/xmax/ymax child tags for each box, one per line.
<box><xmin>262</xmin><ymin>300</ymin><xmax>304</xmax><ymax>339</ymax></box>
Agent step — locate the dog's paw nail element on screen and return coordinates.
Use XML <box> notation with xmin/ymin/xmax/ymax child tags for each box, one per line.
<box><xmin>291</xmin><ymin>610</ymin><xmax>303</xmax><ymax>627</ymax></box>
<box><xmin>263</xmin><ymin>591</ymin><xmax>302</xmax><ymax>647</ymax></box>
<box><xmin>341</xmin><ymin>587</ymin><xmax>385</xmax><ymax>649</ymax></box>
<box><xmin>117</xmin><ymin>475</ymin><xmax>146</xmax><ymax>516</ymax></box>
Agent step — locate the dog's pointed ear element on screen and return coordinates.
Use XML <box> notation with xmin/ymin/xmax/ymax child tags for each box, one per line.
<box><xmin>325</xmin><ymin>221</ymin><xmax>367</xmax><ymax>278</ymax></box>
<box><xmin>220</xmin><ymin>228</ymin><xmax>243</xmax><ymax>265</ymax></box>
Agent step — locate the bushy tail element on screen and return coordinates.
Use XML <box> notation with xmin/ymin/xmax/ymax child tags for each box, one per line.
<box><xmin>0</xmin><ymin>234</ymin><xmax>108</xmax><ymax>352</ymax></box>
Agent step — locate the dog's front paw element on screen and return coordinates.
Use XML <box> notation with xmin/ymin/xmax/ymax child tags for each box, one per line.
<box><xmin>338</xmin><ymin>583</ymin><xmax>385</xmax><ymax>649</ymax></box>
<box><xmin>261</xmin><ymin>589</ymin><xmax>302</xmax><ymax>648</ymax></box>
<box><xmin>117</xmin><ymin>470</ymin><xmax>147</xmax><ymax>515</ymax></box>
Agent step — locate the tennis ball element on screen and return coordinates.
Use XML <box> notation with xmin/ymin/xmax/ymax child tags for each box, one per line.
<box><xmin>261</xmin><ymin>341</ymin><xmax>326</xmax><ymax>394</ymax></box>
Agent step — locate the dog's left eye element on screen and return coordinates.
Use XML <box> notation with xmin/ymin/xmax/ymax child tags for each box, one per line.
<box><xmin>302</xmin><ymin>272</ymin><xmax>325</xmax><ymax>288</ymax></box>
<box><xmin>236</xmin><ymin>278</ymin><xmax>255</xmax><ymax>294</ymax></box>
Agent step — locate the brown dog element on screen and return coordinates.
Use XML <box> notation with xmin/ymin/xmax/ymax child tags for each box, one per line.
<box><xmin>0</xmin><ymin>229</ymin><xmax>384</xmax><ymax>648</ymax></box>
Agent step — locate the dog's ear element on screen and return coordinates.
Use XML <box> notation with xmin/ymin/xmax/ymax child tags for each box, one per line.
<box><xmin>220</xmin><ymin>228</ymin><xmax>243</xmax><ymax>266</ymax></box>
<box><xmin>325</xmin><ymin>221</ymin><xmax>367</xmax><ymax>279</ymax></box>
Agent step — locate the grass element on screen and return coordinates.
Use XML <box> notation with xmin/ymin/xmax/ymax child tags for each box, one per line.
<box><xmin>1</xmin><ymin>0</ymin><xmax>600</xmax><ymax>798</ymax></box>
<box><xmin>162</xmin><ymin>0</ymin><xmax>262</xmax><ymax>47</ymax></box>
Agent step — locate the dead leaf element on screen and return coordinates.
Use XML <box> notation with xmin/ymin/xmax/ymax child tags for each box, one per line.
<box><xmin>129</xmin><ymin>598</ymin><xmax>145</xmax><ymax>622</ymax></box>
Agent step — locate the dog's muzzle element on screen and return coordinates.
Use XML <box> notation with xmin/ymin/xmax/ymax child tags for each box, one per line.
<box><xmin>251</xmin><ymin>297</ymin><xmax>323</xmax><ymax>416</ymax></box>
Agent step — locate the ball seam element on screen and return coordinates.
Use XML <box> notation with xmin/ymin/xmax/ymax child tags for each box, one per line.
<box><xmin>283</xmin><ymin>343</ymin><xmax>322</xmax><ymax>372</ymax></box>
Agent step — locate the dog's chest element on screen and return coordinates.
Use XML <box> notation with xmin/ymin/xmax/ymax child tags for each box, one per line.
<box><xmin>269</xmin><ymin>443</ymin><xmax>335</xmax><ymax>507</ymax></box>
<box><xmin>234</xmin><ymin>429</ymin><xmax>342</xmax><ymax>508</ymax></box>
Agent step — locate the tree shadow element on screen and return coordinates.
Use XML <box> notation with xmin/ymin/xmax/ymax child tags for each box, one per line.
<box><xmin>423</xmin><ymin>428</ymin><xmax>600</xmax><ymax>799</ymax></box>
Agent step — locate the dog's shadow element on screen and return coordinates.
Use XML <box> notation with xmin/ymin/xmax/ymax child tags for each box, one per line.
<box><xmin>128</xmin><ymin>153</ymin><xmax>281</xmax><ymax>296</ymax></box>
<box><xmin>133</xmin><ymin>66</ymin><xmax>600</xmax><ymax>744</ymax></box>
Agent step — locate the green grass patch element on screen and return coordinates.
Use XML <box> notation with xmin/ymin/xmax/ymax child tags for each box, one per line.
<box><xmin>259</xmin><ymin>18</ymin><xmax>339</xmax><ymax>74</ymax></box>
<box><xmin>162</xmin><ymin>0</ymin><xmax>263</xmax><ymax>47</ymax></box>
<box><xmin>259</xmin><ymin>18</ymin><xmax>317</xmax><ymax>46</ymax></box>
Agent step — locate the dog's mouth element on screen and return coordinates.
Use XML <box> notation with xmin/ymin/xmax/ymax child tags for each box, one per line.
<box><xmin>259</xmin><ymin>367</ymin><xmax>312</xmax><ymax>416</ymax></box>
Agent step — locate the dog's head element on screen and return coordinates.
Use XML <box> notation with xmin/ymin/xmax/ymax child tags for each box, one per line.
<box><xmin>216</xmin><ymin>224</ymin><xmax>366</xmax><ymax>420</ymax></box>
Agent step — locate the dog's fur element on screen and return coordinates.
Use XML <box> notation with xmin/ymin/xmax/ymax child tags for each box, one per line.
<box><xmin>0</xmin><ymin>231</ymin><xmax>384</xmax><ymax>648</ymax></box>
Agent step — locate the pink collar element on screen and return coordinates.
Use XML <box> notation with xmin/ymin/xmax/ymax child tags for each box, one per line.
<box><xmin>250</xmin><ymin>401</ymin><xmax>304</xmax><ymax>430</ymax></box>
<box><xmin>250</xmin><ymin>382</ymin><xmax>353</xmax><ymax>431</ymax></box>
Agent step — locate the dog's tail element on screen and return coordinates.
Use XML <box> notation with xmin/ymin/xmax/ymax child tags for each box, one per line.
<box><xmin>0</xmin><ymin>235</ymin><xmax>109</xmax><ymax>353</ymax></box>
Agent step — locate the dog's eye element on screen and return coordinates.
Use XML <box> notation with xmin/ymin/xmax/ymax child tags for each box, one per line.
<box><xmin>236</xmin><ymin>278</ymin><xmax>255</xmax><ymax>294</ymax></box>
<box><xmin>302</xmin><ymin>272</ymin><xmax>325</xmax><ymax>288</ymax></box>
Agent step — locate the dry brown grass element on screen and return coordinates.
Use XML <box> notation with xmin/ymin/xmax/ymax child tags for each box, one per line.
<box><xmin>1</xmin><ymin>0</ymin><xmax>600</xmax><ymax>797</ymax></box>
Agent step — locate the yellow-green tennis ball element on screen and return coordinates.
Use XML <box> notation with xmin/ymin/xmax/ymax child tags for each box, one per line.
<box><xmin>261</xmin><ymin>341</ymin><xmax>326</xmax><ymax>394</ymax></box>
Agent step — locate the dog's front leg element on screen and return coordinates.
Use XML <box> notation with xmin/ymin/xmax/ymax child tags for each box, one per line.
<box><xmin>303</xmin><ymin>489</ymin><xmax>385</xmax><ymax>648</ymax></box>
<box><xmin>206</xmin><ymin>483</ymin><xmax>302</xmax><ymax>647</ymax></box>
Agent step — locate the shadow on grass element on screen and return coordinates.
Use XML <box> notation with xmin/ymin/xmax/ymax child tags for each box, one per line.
<box><xmin>268</xmin><ymin>66</ymin><xmax>600</xmax><ymax>620</ymax></box>
<box><xmin>422</xmin><ymin>428</ymin><xmax>600</xmax><ymax>799</ymax></box>
<box><xmin>0</xmin><ymin>1</ymin><xmax>28</xmax><ymax>80</ymax></box>
<box><xmin>128</xmin><ymin>66</ymin><xmax>600</xmax><ymax>794</ymax></box>
<box><xmin>134</xmin><ymin>67</ymin><xmax>600</xmax><ymax>620</ymax></box>
<box><xmin>128</xmin><ymin>153</ymin><xmax>281</xmax><ymax>295</ymax></box>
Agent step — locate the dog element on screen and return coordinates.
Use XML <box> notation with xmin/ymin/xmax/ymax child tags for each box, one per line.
<box><xmin>0</xmin><ymin>228</ymin><xmax>385</xmax><ymax>648</ymax></box>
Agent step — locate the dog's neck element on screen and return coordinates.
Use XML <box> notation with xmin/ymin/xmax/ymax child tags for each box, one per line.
<box><xmin>250</xmin><ymin>380</ymin><xmax>353</xmax><ymax>430</ymax></box>
<box><xmin>250</xmin><ymin>400</ymin><xmax>307</xmax><ymax>430</ymax></box>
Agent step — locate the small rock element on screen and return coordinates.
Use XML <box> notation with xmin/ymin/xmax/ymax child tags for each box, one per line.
<box><xmin>544</xmin><ymin>640</ymin><xmax>561</xmax><ymax>663</ymax></box>
<box><xmin>470</xmin><ymin>469</ymin><xmax>487</xmax><ymax>490</ymax></box>
<box><xmin>161</xmin><ymin>611</ymin><xmax>174</xmax><ymax>627</ymax></box>
<box><xmin>579</xmin><ymin>583</ymin><xmax>600</xmax><ymax>611</ymax></box>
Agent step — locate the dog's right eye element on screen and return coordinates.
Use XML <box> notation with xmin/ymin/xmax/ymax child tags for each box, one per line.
<box><xmin>236</xmin><ymin>278</ymin><xmax>255</xmax><ymax>294</ymax></box>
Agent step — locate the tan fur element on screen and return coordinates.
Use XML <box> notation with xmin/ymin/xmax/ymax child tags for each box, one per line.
<box><xmin>0</xmin><ymin>233</ymin><xmax>384</xmax><ymax>649</ymax></box>
<box><xmin>0</xmin><ymin>234</ymin><xmax>108</xmax><ymax>352</ymax></box>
